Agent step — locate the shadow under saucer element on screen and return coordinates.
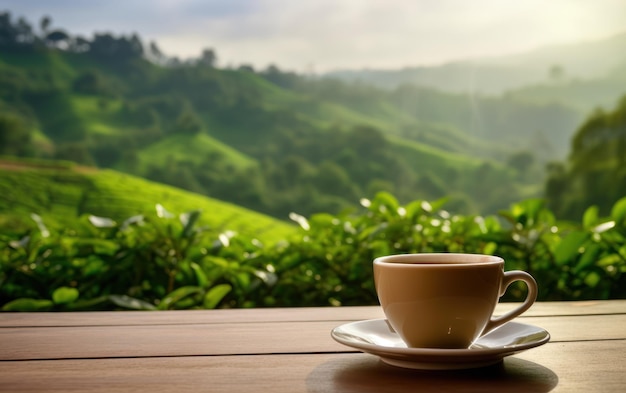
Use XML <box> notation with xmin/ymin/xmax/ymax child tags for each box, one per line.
<box><xmin>306</xmin><ymin>354</ymin><xmax>558</xmax><ymax>393</ymax></box>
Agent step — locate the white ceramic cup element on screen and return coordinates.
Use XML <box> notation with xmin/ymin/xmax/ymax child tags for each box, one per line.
<box><xmin>373</xmin><ymin>253</ymin><xmax>538</xmax><ymax>349</ymax></box>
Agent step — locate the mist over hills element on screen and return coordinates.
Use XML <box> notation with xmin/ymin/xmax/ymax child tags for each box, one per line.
<box><xmin>325</xmin><ymin>31</ymin><xmax>626</xmax><ymax>97</ymax></box>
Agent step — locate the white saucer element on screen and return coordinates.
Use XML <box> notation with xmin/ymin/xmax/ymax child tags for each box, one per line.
<box><xmin>331</xmin><ymin>319</ymin><xmax>550</xmax><ymax>370</ymax></box>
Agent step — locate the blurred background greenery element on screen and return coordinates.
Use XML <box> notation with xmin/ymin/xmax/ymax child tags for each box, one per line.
<box><xmin>1</xmin><ymin>7</ymin><xmax>625</xmax><ymax>310</ymax></box>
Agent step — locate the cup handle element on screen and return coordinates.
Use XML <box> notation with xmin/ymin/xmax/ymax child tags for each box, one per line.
<box><xmin>482</xmin><ymin>270</ymin><xmax>538</xmax><ymax>334</ymax></box>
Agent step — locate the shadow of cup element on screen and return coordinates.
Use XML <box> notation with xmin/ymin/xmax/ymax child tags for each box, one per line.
<box><xmin>306</xmin><ymin>354</ymin><xmax>558</xmax><ymax>393</ymax></box>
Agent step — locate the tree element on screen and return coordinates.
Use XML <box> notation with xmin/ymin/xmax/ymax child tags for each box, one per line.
<box><xmin>546</xmin><ymin>95</ymin><xmax>626</xmax><ymax>219</ymax></box>
<box><xmin>46</xmin><ymin>29</ymin><xmax>70</xmax><ymax>49</ymax></box>
<box><xmin>198</xmin><ymin>48</ymin><xmax>217</xmax><ymax>67</ymax></box>
<box><xmin>70</xmin><ymin>35</ymin><xmax>90</xmax><ymax>52</ymax></box>
<box><xmin>348</xmin><ymin>126</ymin><xmax>387</xmax><ymax>158</ymax></box>
<box><xmin>15</xmin><ymin>17</ymin><xmax>36</xmax><ymax>45</ymax></box>
<box><xmin>148</xmin><ymin>41</ymin><xmax>167</xmax><ymax>65</ymax></box>
<box><xmin>313</xmin><ymin>161</ymin><xmax>359</xmax><ymax>200</ymax></box>
<box><xmin>73</xmin><ymin>70</ymin><xmax>108</xmax><ymax>95</ymax></box>
<box><xmin>40</xmin><ymin>15</ymin><xmax>51</xmax><ymax>35</ymax></box>
<box><xmin>507</xmin><ymin>151</ymin><xmax>535</xmax><ymax>181</ymax></box>
<box><xmin>128</xmin><ymin>33</ymin><xmax>144</xmax><ymax>57</ymax></box>
<box><xmin>0</xmin><ymin>113</ymin><xmax>33</xmax><ymax>156</ymax></box>
<box><xmin>261</xmin><ymin>64</ymin><xmax>300</xmax><ymax>89</ymax></box>
<box><xmin>0</xmin><ymin>12</ymin><xmax>14</xmax><ymax>46</ymax></box>
<box><xmin>54</xmin><ymin>142</ymin><xmax>95</xmax><ymax>166</ymax></box>
<box><xmin>238</xmin><ymin>64</ymin><xmax>255</xmax><ymax>73</ymax></box>
<box><xmin>88</xmin><ymin>33</ymin><xmax>144</xmax><ymax>61</ymax></box>
<box><xmin>0</xmin><ymin>12</ymin><xmax>36</xmax><ymax>48</ymax></box>
<box><xmin>173</xmin><ymin>105</ymin><xmax>203</xmax><ymax>134</ymax></box>
<box><xmin>281</xmin><ymin>155</ymin><xmax>315</xmax><ymax>185</ymax></box>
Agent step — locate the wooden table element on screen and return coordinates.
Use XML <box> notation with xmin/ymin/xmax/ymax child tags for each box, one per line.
<box><xmin>1</xmin><ymin>300</ymin><xmax>625</xmax><ymax>392</ymax></box>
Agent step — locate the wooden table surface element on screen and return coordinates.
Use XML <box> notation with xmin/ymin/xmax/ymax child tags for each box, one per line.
<box><xmin>1</xmin><ymin>300</ymin><xmax>625</xmax><ymax>392</ymax></box>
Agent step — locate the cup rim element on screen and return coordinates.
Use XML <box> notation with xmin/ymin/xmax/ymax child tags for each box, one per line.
<box><xmin>373</xmin><ymin>253</ymin><xmax>504</xmax><ymax>267</ymax></box>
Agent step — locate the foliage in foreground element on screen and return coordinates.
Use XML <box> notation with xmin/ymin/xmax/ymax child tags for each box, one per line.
<box><xmin>1</xmin><ymin>192</ymin><xmax>625</xmax><ymax>311</ymax></box>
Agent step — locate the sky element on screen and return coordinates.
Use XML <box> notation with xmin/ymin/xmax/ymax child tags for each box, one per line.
<box><xmin>3</xmin><ymin>0</ymin><xmax>626</xmax><ymax>73</ymax></box>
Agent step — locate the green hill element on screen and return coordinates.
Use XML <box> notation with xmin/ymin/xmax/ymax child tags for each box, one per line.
<box><xmin>0</xmin><ymin>157</ymin><xmax>294</xmax><ymax>242</ymax></box>
<box><xmin>133</xmin><ymin>132</ymin><xmax>256</xmax><ymax>172</ymax></box>
<box><xmin>0</xmin><ymin>12</ymin><xmax>593</xmax><ymax>221</ymax></box>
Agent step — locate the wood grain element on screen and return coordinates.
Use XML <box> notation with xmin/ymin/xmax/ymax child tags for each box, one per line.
<box><xmin>1</xmin><ymin>314</ymin><xmax>625</xmax><ymax>361</ymax></box>
<box><xmin>1</xmin><ymin>300</ymin><xmax>624</xmax><ymax>328</ymax></box>
<box><xmin>0</xmin><ymin>340</ymin><xmax>624</xmax><ymax>393</ymax></box>
<box><xmin>1</xmin><ymin>300</ymin><xmax>624</xmax><ymax>392</ymax></box>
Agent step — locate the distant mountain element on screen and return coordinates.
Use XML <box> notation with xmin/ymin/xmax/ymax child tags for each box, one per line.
<box><xmin>325</xmin><ymin>31</ymin><xmax>626</xmax><ymax>96</ymax></box>
<box><xmin>483</xmin><ymin>31</ymin><xmax>626</xmax><ymax>77</ymax></box>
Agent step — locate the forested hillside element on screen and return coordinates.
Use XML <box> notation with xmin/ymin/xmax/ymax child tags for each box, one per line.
<box><xmin>0</xmin><ymin>11</ymin><xmax>624</xmax><ymax>223</ymax></box>
<box><xmin>546</xmin><ymin>96</ymin><xmax>626</xmax><ymax>218</ymax></box>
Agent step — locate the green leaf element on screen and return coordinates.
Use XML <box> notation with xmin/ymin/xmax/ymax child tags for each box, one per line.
<box><xmin>584</xmin><ymin>270</ymin><xmax>601</xmax><ymax>288</ymax></box>
<box><xmin>235</xmin><ymin>271</ymin><xmax>251</xmax><ymax>289</ymax></box>
<box><xmin>218</xmin><ymin>231</ymin><xmax>236</xmax><ymax>247</ymax></box>
<box><xmin>514</xmin><ymin>198</ymin><xmax>545</xmax><ymax>226</ymax></box>
<box><xmin>554</xmin><ymin>230</ymin><xmax>588</xmax><ymax>265</ymax></box>
<box><xmin>497</xmin><ymin>209</ymin><xmax>516</xmax><ymax>225</ymax></box>
<box><xmin>190</xmin><ymin>262</ymin><xmax>209</xmax><ymax>287</ymax></box>
<box><xmin>596</xmin><ymin>254</ymin><xmax>622</xmax><ymax>268</ymax></box>
<box><xmin>573</xmin><ymin>243</ymin><xmax>601</xmax><ymax>274</ymax></box>
<box><xmin>156</xmin><ymin>203</ymin><xmax>174</xmax><ymax>218</ymax></box>
<box><xmin>405</xmin><ymin>199</ymin><xmax>426</xmax><ymax>220</ymax></box>
<box><xmin>253</xmin><ymin>269</ymin><xmax>277</xmax><ymax>286</ymax></box>
<box><xmin>88</xmin><ymin>215</ymin><xmax>117</xmax><ymax>228</ymax></box>
<box><xmin>8</xmin><ymin>235</ymin><xmax>30</xmax><ymax>249</ymax></box>
<box><xmin>308</xmin><ymin>213</ymin><xmax>337</xmax><ymax>227</ymax></box>
<box><xmin>203</xmin><ymin>284</ymin><xmax>232</xmax><ymax>309</ymax></box>
<box><xmin>30</xmin><ymin>213</ymin><xmax>50</xmax><ymax>237</ymax></box>
<box><xmin>2</xmin><ymin>298</ymin><xmax>54</xmax><ymax>311</ymax></box>
<box><xmin>582</xmin><ymin>205</ymin><xmax>599</xmax><ymax>229</ymax></box>
<box><xmin>180</xmin><ymin>210</ymin><xmax>202</xmax><ymax>238</ymax></box>
<box><xmin>428</xmin><ymin>197</ymin><xmax>449</xmax><ymax>213</ymax></box>
<box><xmin>109</xmin><ymin>295</ymin><xmax>157</xmax><ymax>310</ymax></box>
<box><xmin>611</xmin><ymin>197</ymin><xmax>626</xmax><ymax>225</ymax></box>
<box><xmin>592</xmin><ymin>221</ymin><xmax>615</xmax><ymax>234</ymax></box>
<box><xmin>371</xmin><ymin>191</ymin><xmax>399</xmax><ymax>214</ymax></box>
<box><xmin>120</xmin><ymin>215</ymin><xmax>144</xmax><ymax>230</ymax></box>
<box><xmin>288</xmin><ymin>212</ymin><xmax>310</xmax><ymax>230</ymax></box>
<box><xmin>482</xmin><ymin>242</ymin><xmax>497</xmax><ymax>256</ymax></box>
<box><xmin>159</xmin><ymin>286</ymin><xmax>203</xmax><ymax>310</ymax></box>
<box><xmin>52</xmin><ymin>287</ymin><xmax>79</xmax><ymax>304</ymax></box>
<box><xmin>65</xmin><ymin>296</ymin><xmax>109</xmax><ymax>311</ymax></box>
<box><xmin>369</xmin><ymin>240</ymin><xmax>391</xmax><ymax>257</ymax></box>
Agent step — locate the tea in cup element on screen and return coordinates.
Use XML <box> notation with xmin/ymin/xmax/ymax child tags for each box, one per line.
<box><xmin>373</xmin><ymin>253</ymin><xmax>537</xmax><ymax>349</ymax></box>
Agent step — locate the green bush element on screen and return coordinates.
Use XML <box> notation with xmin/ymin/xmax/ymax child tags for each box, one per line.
<box><xmin>2</xmin><ymin>192</ymin><xmax>625</xmax><ymax>311</ymax></box>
